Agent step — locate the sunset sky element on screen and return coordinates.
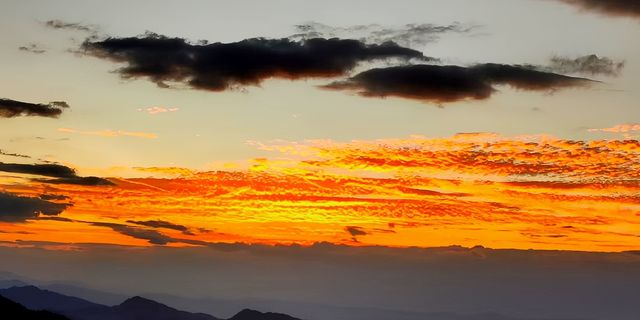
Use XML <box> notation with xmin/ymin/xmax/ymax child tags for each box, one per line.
<box><xmin>1</xmin><ymin>0</ymin><xmax>639</xmax><ymax>253</ymax></box>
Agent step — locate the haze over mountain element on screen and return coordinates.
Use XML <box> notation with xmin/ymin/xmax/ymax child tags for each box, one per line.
<box><xmin>0</xmin><ymin>284</ymin><xmax>590</xmax><ymax>320</ymax></box>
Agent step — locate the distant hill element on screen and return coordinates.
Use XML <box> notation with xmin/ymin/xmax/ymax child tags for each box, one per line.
<box><xmin>0</xmin><ymin>286</ymin><xmax>303</xmax><ymax>320</ymax></box>
<box><xmin>230</xmin><ymin>309</ymin><xmax>302</xmax><ymax>320</ymax></box>
<box><xmin>108</xmin><ymin>295</ymin><xmax>218</xmax><ymax>320</ymax></box>
<box><xmin>41</xmin><ymin>283</ymin><xmax>128</xmax><ymax>306</ymax></box>
<box><xmin>0</xmin><ymin>279</ymin><xmax>29</xmax><ymax>289</ymax></box>
<box><xmin>0</xmin><ymin>294</ymin><xmax>70</xmax><ymax>320</ymax></box>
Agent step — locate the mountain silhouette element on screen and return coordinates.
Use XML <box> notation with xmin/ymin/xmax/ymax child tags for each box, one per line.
<box><xmin>230</xmin><ymin>309</ymin><xmax>302</xmax><ymax>320</ymax></box>
<box><xmin>0</xmin><ymin>286</ymin><xmax>303</xmax><ymax>320</ymax></box>
<box><xmin>109</xmin><ymin>295</ymin><xmax>218</xmax><ymax>320</ymax></box>
<box><xmin>0</xmin><ymin>293</ymin><xmax>70</xmax><ymax>320</ymax></box>
<box><xmin>0</xmin><ymin>285</ymin><xmax>104</xmax><ymax>312</ymax></box>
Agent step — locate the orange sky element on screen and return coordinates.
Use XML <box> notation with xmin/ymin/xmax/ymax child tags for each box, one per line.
<box><xmin>1</xmin><ymin>133</ymin><xmax>638</xmax><ymax>252</ymax></box>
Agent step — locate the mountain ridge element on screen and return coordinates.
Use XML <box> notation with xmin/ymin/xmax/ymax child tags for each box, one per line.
<box><xmin>0</xmin><ymin>285</ymin><xmax>303</xmax><ymax>320</ymax></box>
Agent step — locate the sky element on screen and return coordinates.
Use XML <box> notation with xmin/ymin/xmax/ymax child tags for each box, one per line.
<box><xmin>0</xmin><ymin>0</ymin><xmax>639</xmax><ymax>270</ymax></box>
<box><xmin>1</xmin><ymin>1</ymin><xmax>640</xmax><ymax>319</ymax></box>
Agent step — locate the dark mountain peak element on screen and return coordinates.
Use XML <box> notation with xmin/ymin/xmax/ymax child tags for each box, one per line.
<box><xmin>115</xmin><ymin>295</ymin><xmax>218</xmax><ymax>320</ymax></box>
<box><xmin>119</xmin><ymin>295</ymin><xmax>162</xmax><ymax>306</ymax></box>
<box><xmin>231</xmin><ymin>308</ymin><xmax>301</xmax><ymax>320</ymax></box>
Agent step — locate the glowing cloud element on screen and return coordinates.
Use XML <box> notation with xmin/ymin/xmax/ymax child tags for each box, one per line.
<box><xmin>1</xmin><ymin>134</ymin><xmax>638</xmax><ymax>252</ymax></box>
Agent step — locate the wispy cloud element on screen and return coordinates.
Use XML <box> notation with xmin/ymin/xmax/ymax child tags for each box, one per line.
<box><xmin>588</xmin><ymin>123</ymin><xmax>640</xmax><ymax>139</ymax></box>
<box><xmin>588</xmin><ymin>123</ymin><xmax>640</xmax><ymax>133</ymax></box>
<box><xmin>137</xmin><ymin>107</ymin><xmax>179</xmax><ymax>115</ymax></box>
<box><xmin>290</xmin><ymin>21</ymin><xmax>478</xmax><ymax>47</ymax></box>
<box><xmin>18</xmin><ymin>43</ymin><xmax>46</xmax><ymax>54</ymax></box>
<box><xmin>546</xmin><ymin>54</ymin><xmax>625</xmax><ymax>77</ymax></box>
<box><xmin>58</xmin><ymin>128</ymin><xmax>158</xmax><ymax>139</ymax></box>
<box><xmin>44</xmin><ymin>19</ymin><xmax>100</xmax><ymax>34</ymax></box>
<box><xmin>0</xmin><ymin>150</ymin><xmax>31</xmax><ymax>159</ymax></box>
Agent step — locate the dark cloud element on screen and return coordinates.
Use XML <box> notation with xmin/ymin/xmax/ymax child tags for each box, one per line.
<box><xmin>37</xmin><ymin>216</ymin><xmax>74</xmax><ymax>222</ymax></box>
<box><xmin>546</xmin><ymin>54</ymin><xmax>625</xmax><ymax>77</ymax></box>
<box><xmin>80</xmin><ymin>33</ymin><xmax>428</xmax><ymax>91</ymax></box>
<box><xmin>323</xmin><ymin>63</ymin><xmax>595</xmax><ymax>103</ymax></box>
<box><xmin>35</xmin><ymin>176</ymin><xmax>115</xmax><ymax>186</ymax></box>
<box><xmin>0</xmin><ymin>162</ymin><xmax>114</xmax><ymax>186</ymax></box>
<box><xmin>0</xmin><ymin>192</ymin><xmax>70</xmax><ymax>222</ymax></box>
<box><xmin>86</xmin><ymin>221</ymin><xmax>212</xmax><ymax>246</ymax></box>
<box><xmin>126</xmin><ymin>220</ymin><xmax>193</xmax><ymax>235</ymax></box>
<box><xmin>44</xmin><ymin>20</ymin><xmax>99</xmax><ymax>34</ymax></box>
<box><xmin>0</xmin><ymin>163</ymin><xmax>77</xmax><ymax>178</ymax></box>
<box><xmin>398</xmin><ymin>186</ymin><xmax>470</xmax><ymax>197</ymax></box>
<box><xmin>89</xmin><ymin>222</ymin><xmax>176</xmax><ymax>245</ymax></box>
<box><xmin>0</xmin><ymin>230</ymin><xmax>33</xmax><ymax>234</ymax></box>
<box><xmin>39</xmin><ymin>194</ymin><xmax>70</xmax><ymax>201</ymax></box>
<box><xmin>557</xmin><ymin>0</ymin><xmax>640</xmax><ymax>18</ymax></box>
<box><xmin>291</xmin><ymin>21</ymin><xmax>478</xmax><ymax>47</ymax></box>
<box><xmin>345</xmin><ymin>226</ymin><xmax>368</xmax><ymax>237</ymax></box>
<box><xmin>18</xmin><ymin>43</ymin><xmax>46</xmax><ymax>54</ymax></box>
<box><xmin>0</xmin><ymin>98</ymin><xmax>69</xmax><ymax>118</ymax></box>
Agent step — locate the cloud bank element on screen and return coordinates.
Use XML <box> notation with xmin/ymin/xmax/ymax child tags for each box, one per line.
<box><xmin>80</xmin><ymin>33</ymin><xmax>428</xmax><ymax>91</ymax></box>
<box><xmin>3</xmin><ymin>134</ymin><xmax>636</xmax><ymax>251</ymax></box>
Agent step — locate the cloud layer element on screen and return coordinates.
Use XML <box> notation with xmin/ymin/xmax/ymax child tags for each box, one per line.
<box><xmin>1</xmin><ymin>134</ymin><xmax>637</xmax><ymax>251</ymax></box>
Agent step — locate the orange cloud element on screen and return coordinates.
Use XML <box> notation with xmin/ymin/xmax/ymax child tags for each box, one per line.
<box><xmin>588</xmin><ymin>124</ymin><xmax>640</xmax><ymax>133</ymax></box>
<box><xmin>1</xmin><ymin>134</ymin><xmax>638</xmax><ymax>252</ymax></box>
<box><xmin>588</xmin><ymin>124</ymin><xmax>640</xmax><ymax>139</ymax></box>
